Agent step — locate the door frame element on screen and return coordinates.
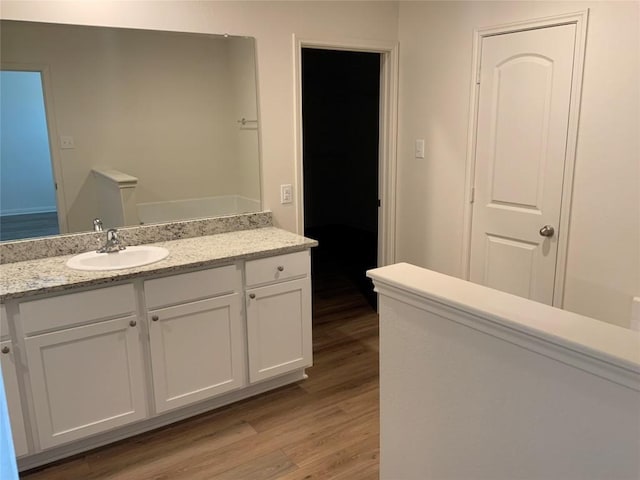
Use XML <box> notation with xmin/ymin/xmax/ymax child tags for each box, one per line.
<box><xmin>461</xmin><ymin>10</ymin><xmax>589</xmax><ymax>308</ymax></box>
<box><xmin>1</xmin><ymin>62</ymin><xmax>69</xmax><ymax>234</ymax></box>
<box><xmin>293</xmin><ymin>36</ymin><xmax>399</xmax><ymax>267</ymax></box>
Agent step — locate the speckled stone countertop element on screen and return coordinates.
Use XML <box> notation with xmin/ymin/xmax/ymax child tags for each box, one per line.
<box><xmin>0</xmin><ymin>211</ymin><xmax>273</xmax><ymax>264</ymax></box>
<box><xmin>0</xmin><ymin>227</ymin><xmax>317</xmax><ymax>301</ymax></box>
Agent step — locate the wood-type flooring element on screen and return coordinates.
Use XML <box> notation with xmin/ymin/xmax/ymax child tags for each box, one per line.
<box><xmin>0</xmin><ymin>212</ymin><xmax>59</xmax><ymax>241</ymax></box>
<box><xmin>21</xmin><ymin>265</ymin><xmax>380</xmax><ymax>479</ymax></box>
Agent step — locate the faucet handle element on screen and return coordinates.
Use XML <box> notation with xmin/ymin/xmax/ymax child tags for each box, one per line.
<box><xmin>106</xmin><ymin>228</ymin><xmax>119</xmax><ymax>241</ymax></box>
<box><xmin>97</xmin><ymin>228</ymin><xmax>126</xmax><ymax>253</ymax></box>
<box><xmin>93</xmin><ymin>218</ymin><xmax>104</xmax><ymax>232</ymax></box>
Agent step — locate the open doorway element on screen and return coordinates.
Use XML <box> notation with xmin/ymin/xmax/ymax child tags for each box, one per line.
<box><xmin>0</xmin><ymin>70</ymin><xmax>59</xmax><ymax>240</ymax></box>
<box><xmin>302</xmin><ymin>48</ymin><xmax>381</xmax><ymax>314</ymax></box>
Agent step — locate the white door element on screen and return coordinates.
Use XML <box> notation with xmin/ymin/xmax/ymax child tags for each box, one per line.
<box><xmin>469</xmin><ymin>24</ymin><xmax>577</xmax><ymax>304</ymax></box>
<box><xmin>148</xmin><ymin>294</ymin><xmax>245</xmax><ymax>413</ymax></box>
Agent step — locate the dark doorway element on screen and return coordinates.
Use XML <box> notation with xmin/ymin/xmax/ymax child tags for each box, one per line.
<box><xmin>302</xmin><ymin>48</ymin><xmax>380</xmax><ymax>315</ymax></box>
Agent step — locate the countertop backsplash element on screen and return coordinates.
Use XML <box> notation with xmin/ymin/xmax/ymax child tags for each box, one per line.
<box><xmin>0</xmin><ymin>212</ymin><xmax>273</xmax><ymax>265</ymax></box>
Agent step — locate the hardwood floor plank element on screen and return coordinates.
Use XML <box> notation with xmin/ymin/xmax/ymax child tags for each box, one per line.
<box><xmin>276</xmin><ymin>436</ymin><xmax>379</xmax><ymax>480</ymax></box>
<box><xmin>241</xmin><ymin>395</ymin><xmax>350</xmax><ymax>434</ymax></box>
<box><xmin>336</xmin><ymin>387</ymin><xmax>380</xmax><ymax>415</ymax></box>
<box><xmin>212</xmin><ymin>450</ymin><xmax>298</xmax><ymax>480</ymax></box>
<box><xmin>18</xmin><ymin>458</ymin><xmax>90</xmax><ymax>480</ymax></box>
<box><xmin>282</xmin><ymin>409</ymin><xmax>379</xmax><ymax>467</ymax></box>
<box><xmin>84</xmin><ymin>420</ymin><xmax>257</xmax><ymax>479</ymax></box>
<box><xmin>0</xmin><ymin>212</ymin><xmax>59</xmax><ymax>241</ymax></box>
<box><xmin>126</xmin><ymin>405</ymin><xmax>348</xmax><ymax>479</ymax></box>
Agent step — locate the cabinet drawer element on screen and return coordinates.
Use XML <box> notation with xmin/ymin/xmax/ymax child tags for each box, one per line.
<box><xmin>145</xmin><ymin>264</ymin><xmax>240</xmax><ymax>309</ymax></box>
<box><xmin>20</xmin><ymin>284</ymin><xmax>136</xmax><ymax>336</ymax></box>
<box><xmin>245</xmin><ymin>251</ymin><xmax>310</xmax><ymax>287</ymax></box>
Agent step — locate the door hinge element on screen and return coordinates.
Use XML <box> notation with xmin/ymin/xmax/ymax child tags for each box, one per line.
<box><xmin>377</xmin><ymin>199</ymin><xmax>381</xmax><ymax>207</ymax></box>
<box><xmin>54</xmin><ymin>182</ymin><xmax>58</xmax><ymax>191</ymax></box>
<box><xmin>470</xmin><ymin>187</ymin><xmax>475</xmax><ymax>203</ymax></box>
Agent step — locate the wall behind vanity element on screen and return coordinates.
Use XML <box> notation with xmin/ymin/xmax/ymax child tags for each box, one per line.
<box><xmin>0</xmin><ymin>0</ymin><xmax>399</xmax><ymax>234</ymax></box>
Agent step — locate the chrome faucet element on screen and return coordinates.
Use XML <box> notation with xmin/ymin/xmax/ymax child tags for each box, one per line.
<box><xmin>98</xmin><ymin>228</ymin><xmax>126</xmax><ymax>253</ymax></box>
<box><xmin>93</xmin><ymin>218</ymin><xmax>104</xmax><ymax>232</ymax></box>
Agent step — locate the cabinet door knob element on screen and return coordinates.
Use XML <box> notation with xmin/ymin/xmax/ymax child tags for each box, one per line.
<box><xmin>152</xmin><ymin>315</ymin><xmax>159</xmax><ymax>322</ymax></box>
<box><xmin>129</xmin><ymin>320</ymin><xmax>137</xmax><ymax>327</ymax></box>
<box><xmin>277</xmin><ymin>265</ymin><xmax>284</xmax><ymax>272</ymax></box>
<box><xmin>1</xmin><ymin>346</ymin><xmax>9</xmax><ymax>354</ymax></box>
<box><xmin>249</xmin><ymin>293</ymin><xmax>256</xmax><ymax>299</ymax></box>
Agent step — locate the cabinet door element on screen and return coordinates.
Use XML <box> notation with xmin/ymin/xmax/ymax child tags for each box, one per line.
<box><xmin>25</xmin><ymin>316</ymin><xmax>146</xmax><ymax>449</ymax></box>
<box><xmin>0</xmin><ymin>340</ymin><xmax>29</xmax><ymax>457</ymax></box>
<box><xmin>148</xmin><ymin>294</ymin><xmax>245</xmax><ymax>413</ymax></box>
<box><xmin>246</xmin><ymin>278</ymin><xmax>312</xmax><ymax>383</ymax></box>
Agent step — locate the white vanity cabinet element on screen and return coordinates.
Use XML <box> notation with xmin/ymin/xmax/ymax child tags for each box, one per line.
<box><xmin>20</xmin><ymin>285</ymin><xmax>147</xmax><ymax>450</ymax></box>
<box><xmin>2</xmin><ymin>241</ymin><xmax>315</xmax><ymax>470</ymax></box>
<box><xmin>245</xmin><ymin>251</ymin><xmax>312</xmax><ymax>383</ymax></box>
<box><xmin>1</xmin><ymin>305</ymin><xmax>29</xmax><ymax>457</ymax></box>
<box><xmin>144</xmin><ymin>266</ymin><xmax>245</xmax><ymax>413</ymax></box>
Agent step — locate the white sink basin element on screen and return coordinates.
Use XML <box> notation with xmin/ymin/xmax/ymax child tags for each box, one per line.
<box><xmin>66</xmin><ymin>246</ymin><xmax>169</xmax><ymax>271</ymax></box>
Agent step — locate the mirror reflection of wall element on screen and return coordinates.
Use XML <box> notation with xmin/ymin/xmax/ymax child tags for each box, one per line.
<box><xmin>0</xmin><ymin>20</ymin><xmax>261</xmax><ymax>240</ymax></box>
<box><xmin>0</xmin><ymin>70</ymin><xmax>59</xmax><ymax>241</ymax></box>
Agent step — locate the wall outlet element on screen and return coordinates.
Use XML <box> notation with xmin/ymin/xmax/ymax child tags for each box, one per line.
<box><xmin>60</xmin><ymin>136</ymin><xmax>75</xmax><ymax>149</ymax></box>
<box><xmin>280</xmin><ymin>184</ymin><xmax>293</xmax><ymax>204</ymax></box>
<box><xmin>631</xmin><ymin>297</ymin><xmax>640</xmax><ymax>331</ymax></box>
<box><xmin>415</xmin><ymin>139</ymin><xmax>425</xmax><ymax>159</ymax></box>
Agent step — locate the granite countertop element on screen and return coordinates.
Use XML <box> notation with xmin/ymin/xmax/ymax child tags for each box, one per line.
<box><xmin>0</xmin><ymin>227</ymin><xmax>317</xmax><ymax>301</ymax></box>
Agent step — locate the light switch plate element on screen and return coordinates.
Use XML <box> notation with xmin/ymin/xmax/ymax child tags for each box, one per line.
<box><xmin>60</xmin><ymin>136</ymin><xmax>75</xmax><ymax>149</ymax></box>
<box><xmin>280</xmin><ymin>184</ymin><xmax>293</xmax><ymax>204</ymax></box>
<box><xmin>415</xmin><ymin>139</ymin><xmax>425</xmax><ymax>159</ymax></box>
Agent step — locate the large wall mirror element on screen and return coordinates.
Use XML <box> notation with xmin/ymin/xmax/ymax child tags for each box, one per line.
<box><xmin>0</xmin><ymin>20</ymin><xmax>261</xmax><ymax>241</ymax></box>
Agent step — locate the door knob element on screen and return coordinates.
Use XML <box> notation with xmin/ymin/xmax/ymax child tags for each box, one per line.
<box><xmin>539</xmin><ymin>225</ymin><xmax>555</xmax><ymax>237</ymax></box>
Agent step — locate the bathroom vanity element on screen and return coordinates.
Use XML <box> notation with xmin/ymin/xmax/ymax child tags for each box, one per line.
<box><xmin>0</xmin><ymin>213</ymin><xmax>317</xmax><ymax>470</ymax></box>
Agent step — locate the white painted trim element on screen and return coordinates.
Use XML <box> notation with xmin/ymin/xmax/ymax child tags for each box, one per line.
<box><xmin>293</xmin><ymin>36</ymin><xmax>399</xmax><ymax>266</ymax></box>
<box><xmin>461</xmin><ymin>10</ymin><xmax>589</xmax><ymax>308</ymax></box>
<box><xmin>368</xmin><ymin>264</ymin><xmax>640</xmax><ymax>392</ymax></box>
<box><xmin>552</xmin><ymin>10</ymin><xmax>589</xmax><ymax>308</ymax></box>
<box><xmin>252</xmin><ymin>37</ymin><xmax>265</xmax><ymax>217</ymax></box>
<box><xmin>1</xmin><ymin>62</ymin><xmax>69</xmax><ymax>235</ymax></box>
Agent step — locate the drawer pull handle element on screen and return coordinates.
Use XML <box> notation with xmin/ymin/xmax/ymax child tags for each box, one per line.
<box><xmin>152</xmin><ymin>315</ymin><xmax>159</xmax><ymax>322</ymax></box>
<box><xmin>129</xmin><ymin>320</ymin><xmax>137</xmax><ymax>327</ymax></box>
<box><xmin>277</xmin><ymin>265</ymin><xmax>284</xmax><ymax>272</ymax></box>
<box><xmin>1</xmin><ymin>346</ymin><xmax>9</xmax><ymax>354</ymax></box>
<box><xmin>249</xmin><ymin>293</ymin><xmax>256</xmax><ymax>299</ymax></box>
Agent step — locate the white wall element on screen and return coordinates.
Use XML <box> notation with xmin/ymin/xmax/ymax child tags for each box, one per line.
<box><xmin>371</xmin><ymin>264</ymin><xmax>640</xmax><ymax>479</ymax></box>
<box><xmin>0</xmin><ymin>0</ymin><xmax>399</xmax><ymax>233</ymax></box>
<box><xmin>397</xmin><ymin>1</ymin><xmax>639</xmax><ymax>327</ymax></box>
